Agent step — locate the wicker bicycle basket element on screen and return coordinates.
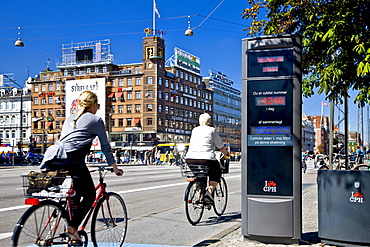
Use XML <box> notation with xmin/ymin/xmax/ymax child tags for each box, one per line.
<box><xmin>180</xmin><ymin>164</ymin><xmax>209</xmax><ymax>178</ymax></box>
<box><xmin>22</xmin><ymin>171</ymin><xmax>69</xmax><ymax>197</ymax></box>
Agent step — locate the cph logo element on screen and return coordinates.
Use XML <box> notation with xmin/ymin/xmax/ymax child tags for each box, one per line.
<box><xmin>349</xmin><ymin>192</ymin><xmax>364</xmax><ymax>203</ymax></box>
<box><xmin>263</xmin><ymin>181</ymin><xmax>277</xmax><ymax>193</ymax></box>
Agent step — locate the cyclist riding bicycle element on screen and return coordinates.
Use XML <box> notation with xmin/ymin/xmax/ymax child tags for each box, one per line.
<box><xmin>40</xmin><ymin>91</ymin><xmax>123</xmax><ymax>243</ymax></box>
<box><xmin>185</xmin><ymin>113</ymin><xmax>229</xmax><ymax>203</ymax></box>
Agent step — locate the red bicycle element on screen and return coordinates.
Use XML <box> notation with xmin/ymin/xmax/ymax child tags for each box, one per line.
<box><xmin>12</xmin><ymin>166</ymin><xmax>128</xmax><ymax>247</ymax></box>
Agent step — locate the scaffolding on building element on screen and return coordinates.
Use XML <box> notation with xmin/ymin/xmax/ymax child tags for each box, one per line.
<box><xmin>57</xmin><ymin>39</ymin><xmax>114</xmax><ymax>68</ymax></box>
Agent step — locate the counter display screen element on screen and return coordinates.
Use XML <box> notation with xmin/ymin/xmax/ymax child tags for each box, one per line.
<box><xmin>251</xmin><ymin>126</ymin><xmax>291</xmax><ymax>135</ymax></box>
<box><xmin>255</xmin><ymin>96</ymin><xmax>286</xmax><ymax>106</ymax></box>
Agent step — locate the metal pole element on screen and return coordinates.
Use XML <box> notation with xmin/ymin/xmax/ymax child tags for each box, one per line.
<box><xmin>19</xmin><ymin>91</ymin><xmax>23</xmax><ymax>155</ymax></box>
<box><xmin>344</xmin><ymin>91</ymin><xmax>349</xmax><ymax>169</ymax></box>
<box><xmin>329</xmin><ymin>98</ymin><xmax>334</xmax><ymax>169</ymax></box>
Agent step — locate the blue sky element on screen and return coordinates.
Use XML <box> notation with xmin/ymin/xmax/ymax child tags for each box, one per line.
<box><xmin>0</xmin><ymin>0</ymin><xmax>363</xmax><ymax>132</ymax></box>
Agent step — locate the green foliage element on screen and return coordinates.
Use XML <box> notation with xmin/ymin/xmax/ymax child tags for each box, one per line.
<box><xmin>242</xmin><ymin>0</ymin><xmax>370</xmax><ymax>106</ymax></box>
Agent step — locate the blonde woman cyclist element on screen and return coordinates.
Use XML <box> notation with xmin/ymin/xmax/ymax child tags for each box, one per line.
<box><xmin>40</xmin><ymin>91</ymin><xmax>123</xmax><ymax>242</ymax></box>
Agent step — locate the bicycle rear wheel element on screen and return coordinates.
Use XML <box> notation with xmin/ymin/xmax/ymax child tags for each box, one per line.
<box><xmin>213</xmin><ymin>177</ymin><xmax>228</xmax><ymax>216</ymax></box>
<box><xmin>185</xmin><ymin>181</ymin><xmax>204</xmax><ymax>225</ymax></box>
<box><xmin>91</xmin><ymin>192</ymin><xmax>128</xmax><ymax>247</ymax></box>
<box><xmin>12</xmin><ymin>200</ymin><xmax>69</xmax><ymax>247</ymax></box>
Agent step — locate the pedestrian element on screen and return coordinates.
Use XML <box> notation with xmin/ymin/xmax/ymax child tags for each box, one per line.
<box><xmin>302</xmin><ymin>149</ymin><xmax>308</xmax><ymax>173</ymax></box>
<box><xmin>155</xmin><ymin>150</ymin><xmax>162</xmax><ymax>165</ymax></box>
<box><xmin>39</xmin><ymin>91</ymin><xmax>123</xmax><ymax>243</ymax></box>
<box><xmin>355</xmin><ymin>145</ymin><xmax>364</xmax><ymax>165</ymax></box>
<box><xmin>123</xmin><ymin>150</ymin><xmax>130</xmax><ymax>164</ymax></box>
<box><xmin>115</xmin><ymin>149</ymin><xmax>122</xmax><ymax>164</ymax></box>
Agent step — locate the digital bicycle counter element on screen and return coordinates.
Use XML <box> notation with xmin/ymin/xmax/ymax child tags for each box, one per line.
<box><xmin>241</xmin><ymin>35</ymin><xmax>302</xmax><ymax>244</ymax></box>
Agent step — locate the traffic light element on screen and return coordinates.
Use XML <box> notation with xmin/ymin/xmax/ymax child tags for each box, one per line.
<box><xmin>151</xmin><ymin>138</ymin><xmax>158</xmax><ymax>146</ymax></box>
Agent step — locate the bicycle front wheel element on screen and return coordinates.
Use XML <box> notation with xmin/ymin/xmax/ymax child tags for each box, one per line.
<box><xmin>91</xmin><ymin>192</ymin><xmax>128</xmax><ymax>247</ymax></box>
<box><xmin>185</xmin><ymin>181</ymin><xmax>204</xmax><ymax>225</ymax></box>
<box><xmin>12</xmin><ymin>200</ymin><xmax>68</xmax><ymax>247</ymax></box>
<box><xmin>213</xmin><ymin>177</ymin><xmax>228</xmax><ymax>216</ymax></box>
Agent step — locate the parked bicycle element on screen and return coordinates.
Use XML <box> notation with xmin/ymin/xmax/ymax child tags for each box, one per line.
<box><xmin>12</xmin><ymin>166</ymin><xmax>128</xmax><ymax>247</ymax></box>
<box><xmin>181</xmin><ymin>155</ymin><xmax>229</xmax><ymax>225</ymax></box>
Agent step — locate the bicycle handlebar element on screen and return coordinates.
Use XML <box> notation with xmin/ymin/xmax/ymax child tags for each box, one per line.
<box><xmin>90</xmin><ymin>166</ymin><xmax>115</xmax><ymax>173</ymax></box>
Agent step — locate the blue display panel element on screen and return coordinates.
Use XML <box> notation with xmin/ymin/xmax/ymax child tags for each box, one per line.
<box><xmin>247</xmin><ymin>79</ymin><xmax>293</xmax><ymax>196</ymax></box>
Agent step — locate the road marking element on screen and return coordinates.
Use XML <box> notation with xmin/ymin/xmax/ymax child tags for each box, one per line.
<box><xmin>0</xmin><ymin>232</ymin><xmax>13</xmax><ymax>240</ymax></box>
<box><xmin>117</xmin><ymin>175</ymin><xmax>240</xmax><ymax>194</ymax></box>
<box><xmin>0</xmin><ymin>205</ymin><xmax>29</xmax><ymax>213</ymax></box>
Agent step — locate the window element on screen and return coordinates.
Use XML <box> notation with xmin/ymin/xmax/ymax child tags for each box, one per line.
<box><xmin>165</xmin><ymin>106</ymin><xmax>169</xmax><ymax>114</ymax></box>
<box><xmin>170</xmin><ymin>107</ymin><xmax>174</xmax><ymax>115</ymax></box>
<box><xmin>185</xmin><ymin>86</ymin><xmax>189</xmax><ymax>93</ymax></box>
<box><xmin>135</xmin><ymin>67</ymin><xmax>140</xmax><ymax>74</ymax></box>
<box><xmin>147</xmin><ymin>104</ymin><xmax>153</xmax><ymax>112</ymax></box>
<box><xmin>147</xmin><ymin>77</ymin><xmax>153</xmax><ymax>84</ymax></box>
<box><xmin>127</xmin><ymin>92</ymin><xmax>132</xmax><ymax>100</ymax></box>
<box><xmin>48</xmin><ymin>109</ymin><xmax>53</xmax><ymax>116</ymax></box>
<box><xmin>48</xmin><ymin>84</ymin><xmax>53</xmax><ymax>91</ymax></box>
<box><xmin>56</xmin><ymin>109</ymin><xmax>61</xmax><ymax>116</ymax></box>
<box><xmin>127</xmin><ymin>118</ymin><xmax>132</xmax><ymax>126</ymax></box>
<box><xmin>189</xmin><ymin>99</ymin><xmax>193</xmax><ymax>107</ymax></box>
<box><xmin>111</xmin><ymin>79</ymin><xmax>116</xmax><ymax>87</ymax></box>
<box><xmin>118</xmin><ymin>119</ymin><xmax>124</xmax><ymax>127</ymax></box>
<box><xmin>95</xmin><ymin>67</ymin><xmax>99</xmax><ymax>73</ymax></box>
<box><xmin>190</xmin><ymin>87</ymin><xmax>193</xmax><ymax>95</ymax></box>
<box><xmin>56</xmin><ymin>121</ymin><xmax>61</xmax><ymax>129</ymax></box>
<box><xmin>176</xmin><ymin>83</ymin><xmax>179</xmax><ymax>90</ymax></box>
<box><xmin>102</xmin><ymin>66</ymin><xmax>107</xmax><ymax>73</ymax></box>
<box><xmin>158</xmin><ymin>77</ymin><xmax>163</xmax><ymax>85</ymax></box>
<box><xmin>56</xmin><ymin>83</ymin><xmax>60</xmax><ymax>91</ymax></box>
<box><xmin>147</xmin><ymin>118</ymin><xmax>153</xmax><ymax>125</ymax></box>
<box><xmin>34</xmin><ymin>85</ymin><xmax>39</xmax><ymax>92</ymax></box>
<box><xmin>41</xmin><ymin>98</ymin><xmax>46</xmax><ymax>104</ymax></box>
<box><xmin>64</xmin><ymin>70</ymin><xmax>68</xmax><ymax>77</ymax></box>
<box><xmin>127</xmin><ymin>105</ymin><xmax>132</xmax><ymax>113</ymax></box>
<box><xmin>135</xmin><ymin>104</ymin><xmax>141</xmax><ymax>113</ymax></box>
<box><xmin>33</xmin><ymin>110</ymin><xmax>38</xmax><ymax>117</ymax></box>
<box><xmin>158</xmin><ymin>91</ymin><xmax>163</xmax><ymax>99</ymax></box>
<box><xmin>165</xmin><ymin>79</ymin><xmax>169</xmax><ymax>88</ymax></box>
<box><xmin>34</xmin><ymin>97</ymin><xmax>39</xmax><ymax>105</ymax></box>
<box><xmin>118</xmin><ymin>105</ymin><xmax>123</xmax><ymax>113</ymax></box>
<box><xmin>135</xmin><ymin>91</ymin><xmax>141</xmax><ymax>99</ymax></box>
<box><xmin>41</xmin><ymin>85</ymin><xmax>46</xmax><ymax>92</ymax></box>
<box><xmin>127</xmin><ymin>78</ymin><xmax>132</xmax><ymax>86</ymax></box>
<box><xmin>165</xmin><ymin>92</ymin><xmax>169</xmax><ymax>101</ymax></box>
<box><xmin>180</xmin><ymin>84</ymin><xmax>184</xmax><ymax>92</ymax></box>
<box><xmin>158</xmin><ymin>104</ymin><xmax>163</xmax><ymax>112</ymax></box>
<box><xmin>48</xmin><ymin>96</ymin><xmax>53</xmax><ymax>104</ymax></box>
<box><xmin>135</xmin><ymin>77</ymin><xmax>141</xmax><ymax>86</ymax></box>
<box><xmin>119</xmin><ymin>78</ymin><xmax>123</xmax><ymax>86</ymax></box>
<box><xmin>170</xmin><ymin>81</ymin><xmax>174</xmax><ymax>89</ymax></box>
<box><xmin>87</xmin><ymin>68</ymin><xmax>91</xmax><ymax>74</ymax></box>
<box><xmin>185</xmin><ymin>73</ymin><xmax>188</xmax><ymax>81</ymax></box>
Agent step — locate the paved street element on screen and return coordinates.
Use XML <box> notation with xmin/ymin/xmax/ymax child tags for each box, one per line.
<box><xmin>0</xmin><ymin>160</ymin><xmax>323</xmax><ymax>247</ymax></box>
<box><xmin>0</xmin><ymin>162</ymin><xmax>242</xmax><ymax>247</ymax></box>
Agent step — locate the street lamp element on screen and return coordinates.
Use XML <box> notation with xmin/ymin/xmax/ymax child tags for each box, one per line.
<box><xmin>184</xmin><ymin>0</ymin><xmax>224</xmax><ymax>36</ymax></box>
<box><xmin>15</xmin><ymin>27</ymin><xmax>24</xmax><ymax>47</ymax></box>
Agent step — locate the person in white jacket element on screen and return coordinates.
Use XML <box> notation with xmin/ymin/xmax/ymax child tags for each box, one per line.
<box><xmin>185</xmin><ymin>113</ymin><xmax>229</xmax><ymax>203</ymax></box>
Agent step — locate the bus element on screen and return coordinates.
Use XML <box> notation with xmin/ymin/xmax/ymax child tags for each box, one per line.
<box><xmin>156</xmin><ymin>143</ymin><xmax>190</xmax><ymax>163</ymax></box>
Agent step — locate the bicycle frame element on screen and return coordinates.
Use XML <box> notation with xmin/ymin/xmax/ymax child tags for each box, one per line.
<box><xmin>76</xmin><ymin>167</ymin><xmax>112</xmax><ymax>232</ymax></box>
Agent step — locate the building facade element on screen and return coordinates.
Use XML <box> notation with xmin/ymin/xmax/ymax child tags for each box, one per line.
<box><xmin>30</xmin><ymin>36</ymin><xmax>219</xmax><ymax>151</ymax></box>
<box><xmin>0</xmin><ymin>87</ymin><xmax>32</xmax><ymax>151</ymax></box>
<box><xmin>302</xmin><ymin>114</ymin><xmax>316</xmax><ymax>152</ymax></box>
<box><xmin>203</xmin><ymin>70</ymin><xmax>241</xmax><ymax>152</ymax></box>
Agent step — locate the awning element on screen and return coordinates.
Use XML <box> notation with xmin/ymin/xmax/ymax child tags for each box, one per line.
<box><xmin>117</xmin><ymin>92</ymin><xmax>123</xmax><ymax>98</ymax></box>
<box><xmin>108</xmin><ymin>93</ymin><xmax>115</xmax><ymax>98</ymax></box>
<box><xmin>133</xmin><ymin>118</ymin><xmax>140</xmax><ymax>124</ymax></box>
<box><xmin>46</xmin><ymin>122</ymin><xmax>53</xmax><ymax>127</ymax></box>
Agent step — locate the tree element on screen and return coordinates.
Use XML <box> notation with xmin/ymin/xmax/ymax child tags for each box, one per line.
<box><xmin>242</xmin><ymin>0</ymin><xmax>370</xmax><ymax>106</ymax></box>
